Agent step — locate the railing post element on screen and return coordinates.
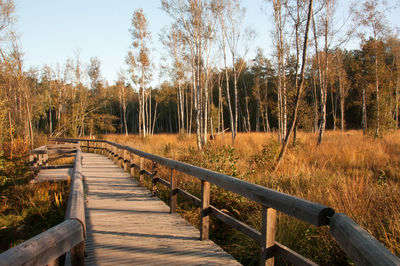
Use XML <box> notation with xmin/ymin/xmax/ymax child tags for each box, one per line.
<box><xmin>107</xmin><ymin>144</ymin><xmax>112</xmax><ymax>158</ymax></box>
<box><xmin>38</xmin><ymin>154</ymin><xmax>43</xmax><ymax>167</ymax></box>
<box><xmin>113</xmin><ymin>146</ymin><xmax>117</xmax><ymax>163</ymax></box>
<box><xmin>130</xmin><ymin>153</ymin><xmax>135</xmax><ymax>178</ymax></box>
<box><xmin>70</xmin><ymin>240</ymin><xmax>85</xmax><ymax>266</ymax></box>
<box><xmin>200</xmin><ymin>180</ymin><xmax>210</xmax><ymax>240</ymax></box>
<box><xmin>139</xmin><ymin>157</ymin><xmax>144</xmax><ymax>186</ymax></box>
<box><xmin>260</xmin><ymin>205</ymin><xmax>277</xmax><ymax>266</ymax></box>
<box><xmin>170</xmin><ymin>169</ymin><xmax>177</xmax><ymax>213</ymax></box>
<box><xmin>87</xmin><ymin>140</ymin><xmax>90</xmax><ymax>152</ymax></box>
<box><xmin>101</xmin><ymin>142</ymin><xmax>104</xmax><ymax>155</ymax></box>
<box><xmin>29</xmin><ymin>154</ymin><xmax>34</xmax><ymax>167</ymax></box>
<box><xmin>43</xmin><ymin>153</ymin><xmax>49</xmax><ymax>166</ymax></box>
<box><xmin>118</xmin><ymin>148</ymin><xmax>123</xmax><ymax>167</ymax></box>
<box><xmin>151</xmin><ymin>161</ymin><xmax>157</xmax><ymax>196</ymax></box>
<box><xmin>123</xmin><ymin>149</ymin><xmax>128</xmax><ymax>172</ymax></box>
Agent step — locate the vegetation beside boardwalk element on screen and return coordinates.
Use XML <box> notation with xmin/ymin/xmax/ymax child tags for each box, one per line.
<box><xmin>105</xmin><ymin>131</ymin><xmax>400</xmax><ymax>265</ymax></box>
<box><xmin>0</xmin><ymin>139</ymin><xmax>69</xmax><ymax>253</ymax></box>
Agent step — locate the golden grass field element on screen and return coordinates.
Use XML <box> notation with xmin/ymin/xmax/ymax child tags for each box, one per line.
<box><xmin>104</xmin><ymin>130</ymin><xmax>400</xmax><ymax>264</ymax></box>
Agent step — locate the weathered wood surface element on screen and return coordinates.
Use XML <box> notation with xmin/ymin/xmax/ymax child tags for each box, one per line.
<box><xmin>30</xmin><ymin>168</ymin><xmax>73</xmax><ymax>183</ymax></box>
<box><xmin>82</xmin><ymin>152</ymin><xmax>240</xmax><ymax>265</ymax></box>
<box><xmin>0</xmin><ymin>220</ymin><xmax>84</xmax><ymax>266</ymax></box>
<box><xmin>330</xmin><ymin>213</ymin><xmax>400</xmax><ymax>266</ymax></box>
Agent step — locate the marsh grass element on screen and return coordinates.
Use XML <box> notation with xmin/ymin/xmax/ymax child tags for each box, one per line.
<box><xmin>105</xmin><ymin>131</ymin><xmax>400</xmax><ymax>265</ymax></box>
<box><xmin>0</xmin><ymin>140</ymin><xmax>69</xmax><ymax>253</ymax></box>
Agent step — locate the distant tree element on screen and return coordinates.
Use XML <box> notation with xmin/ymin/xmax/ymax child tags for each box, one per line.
<box><xmin>126</xmin><ymin>8</ymin><xmax>152</xmax><ymax>137</ymax></box>
<box><xmin>162</xmin><ymin>0</ymin><xmax>218</xmax><ymax>150</ymax></box>
<box><xmin>218</xmin><ymin>0</ymin><xmax>254</xmax><ymax>141</ymax></box>
<box><xmin>275</xmin><ymin>0</ymin><xmax>313</xmax><ymax>171</ymax></box>
<box><xmin>88</xmin><ymin>57</ymin><xmax>102</xmax><ymax>92</ymax></box>
<box><xmin>354</xmin><ymin>0</ymin><xmax>390</xmax><ymax>137</ymax></box>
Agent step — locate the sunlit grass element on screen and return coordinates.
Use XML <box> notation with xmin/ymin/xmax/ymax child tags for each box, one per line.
<box><xmin>104</xmin><ymin>130</ymin><xmax>400</xmax><ymax>265</ymax></box>
<box><xmin>0</xmin><ymin>140</ymin><xmax>69</xmax><ymax>253</ymax></box>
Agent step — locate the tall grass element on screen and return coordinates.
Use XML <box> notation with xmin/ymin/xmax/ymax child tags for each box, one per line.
<box><xmin>0</xmin><ymin>139</ymin><xmax>69</xmax><ymax>253</ymax></box>
<box><xmin>105</xmin><ymin>131</ymin><xmax>400</xmax><ymax>265</ymax></box>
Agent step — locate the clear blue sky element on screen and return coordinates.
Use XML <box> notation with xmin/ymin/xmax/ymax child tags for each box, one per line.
<box><xmin>15</xmin><ymin>0</ymin><xmax>400</xmax><ymax>86</ymax></box>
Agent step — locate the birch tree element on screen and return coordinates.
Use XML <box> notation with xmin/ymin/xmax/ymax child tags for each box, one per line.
<box><xmin>127</xmin><ymin>8</ymin><xmax>152</xmax><ymax>137</ymax></box>
<box><xmin>275</xmin><ymin>0</ymin><xmax>313</xmax><ymax>171</ymax></box>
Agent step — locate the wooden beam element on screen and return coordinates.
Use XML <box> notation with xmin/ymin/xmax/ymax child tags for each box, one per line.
<box><xmin>330</xmin><ymin>213</ymin><xmax>400</xmax><ymax>266</ymax></box>
<box><xmin>170</xmin><ymin>169</ymin><xmax>177</xmax><ymax>213</ymax></box>
<box><xmin>200</xmin><ymin>180</ymin><xmax>210</xmax><ymax>240</ymax></box>
<box><xmin>130</xmin><ymin>153</ymin><xmax>135</xmax><ymax>178</ymax></box>
<box><xmin>139</xmin><ymin>157</ymin><xmax>144</xmax><ymax>186</ymax></box>
<box><xmin>151</xmin><ymin>161</ymin><xmax>158</xmax><ymax>196</ymax></box>
<box><xmin>0</xmin><ymin>220</ymin><xmax>84</xmax><ymax>266</ymax></box>
<box><xmin>260</xmin><ymin>206</ymin><xmax>276</xmax><ymax>266</ymax></box>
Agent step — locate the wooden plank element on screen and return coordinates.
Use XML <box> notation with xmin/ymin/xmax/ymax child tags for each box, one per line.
<box><xmin>82</xmin><ymin>152</ymin><xmax>240</xmax><ymax>265</ymax></box>
<box><xmin>330</xmin><ymin>213</ymin><xmax>400</xmax><ymax>266</ymax></box>
<box><xmin>0</xmin><ymin>220</ymin><xmax>83</xmax><ymax>266</ymax></box>
<box><xmin>200</xmin><ymin>180</ymin><xmax>210</xmax><ymax>241</ymax></box>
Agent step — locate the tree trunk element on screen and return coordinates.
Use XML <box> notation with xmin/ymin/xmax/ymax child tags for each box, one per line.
<box><xmin>375</xmin><ymin>51</ymin><xmax>380</xmax><ymax>138</ymax></box>
<box><xmin>275</xmin><ymin>0</ymin><xmax>313</xmax><ymax>171</ymax></box>
<box><xmin>396</xmin><ymin>77</ymin><xmax>399</xmax><ymax>128</ymax></box>
<box><xmin>362</xmin><ymin>86</ymin><xmax>367</xmax><ymax>135</ymax></box>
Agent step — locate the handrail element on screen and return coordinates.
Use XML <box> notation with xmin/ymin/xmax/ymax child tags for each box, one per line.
<box><xmin>54</xmin><ymin>137</ymin><xmax>400</xmax><ymax>266</ymax></box>
<box><xmin>0</xmin><ymin>143</ymin><xmax>85</xmax><ymax>266</ymax></box>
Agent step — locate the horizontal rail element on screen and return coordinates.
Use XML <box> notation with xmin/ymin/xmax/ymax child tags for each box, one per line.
<box><xmin>53</xmin><ymin>138</ymin><xmax>400</xmax><ymax>266</ymax></box>
<box><xmin>65</xmin><ymin>148</ymin><xmax>86</xmax><ymax>236</ymax></box>
<box><xmin>54</xmin><ymin>138</ymin><xmax>333</xmax><ymax>226</ymax></box>
<box><xmin>330</xmin><ymin>213</ymin><xmax>400</xmax><ymax>266</ymax></box>
<box><xmin>0</xmin><ymin>220</ymin><xmax>83</xmax><ymax>266</ymax></box>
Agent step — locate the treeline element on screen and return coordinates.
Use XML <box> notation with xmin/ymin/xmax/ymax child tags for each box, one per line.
<box><xmin>0</xmin><ymin>0</ymin><xmax>399</xmax><ymax>150</ymax></box>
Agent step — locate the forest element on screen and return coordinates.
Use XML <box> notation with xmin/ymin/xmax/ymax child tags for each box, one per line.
<box><xmin>1</xmin><ymin>0</ymin><xmax>400</xmax><ymax>264</ymax></box>
<box><xmin>0</xmin><ymin>0</ymin><xmax>398</xmax><ymax>153</ymax></box>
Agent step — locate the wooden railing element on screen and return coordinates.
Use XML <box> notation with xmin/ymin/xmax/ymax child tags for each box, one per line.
<box><xmin>0</xmin><ymin>143</ymin><xmax>85</xmax><ymax>266</ymax></box>
<box><xmin>53</xmin><ymin>138</ymin><xmax>400</xmax><ymax>266</ymax></box>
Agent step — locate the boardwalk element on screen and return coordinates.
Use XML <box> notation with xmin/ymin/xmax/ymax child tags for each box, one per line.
<box><xmin>81</xmin><ymin>152</ymin><xmax>240</xmax><ymax>265</ymax></box>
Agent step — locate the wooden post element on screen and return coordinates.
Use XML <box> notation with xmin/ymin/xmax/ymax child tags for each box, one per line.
<box><xmin>118</xmin><ymin>148</ymin><xmax>123</xmax><ymax>167</ymax></box>
<box><xmin>29</xmin><ymin>154</ymin><xmax>34</xmax><ymax>167</ymax></box>
<box><xmin>200</xmin><ymin>180</ymin><xmax>210</xmax><ymax>240</ymax></box>
<box><xmin>130</xmin><ymin>153</ymin><xmax>135</xmax><ymax>178</ymax></box>
<box><xmin>108</xmin><ymin>144</ymin><xmax>112</xmax><ymax>158</ymax></box>
<box><xmin>70</xmin><ymin>240</ymin><xmax>85</xmax><ymax>266</ymax></box>
<box><xmin>123</xmin><ymin>149</ymin><xmax>128</xmax><ymax>172</ymax></box>
<box><xmin>113</xmin><ymin>147</ymin><xmax>117</xmax><ymax>163</ymax></box>
<box><xmin>101</xmin><ymin>142</ymin><xmax>104</xmax><ymax>155</ymax></box>
<box><xmin>38</xmin><ymin>154</ymin><xmax>43</xmax><ymax>167</ymax></box>
<box><xmin>260</xmin><ymin>205</ymin><xmax>277</xmax><ymax>266</ymax></box>
<box><xmin>151</xmin><ymin>161</ymin><xmax>157</xmax><ymax>196</ymax></box>
<box><xmin>139</xmin><ymin>157</ymin><xmax>144</xmax><ymax>186</ymax></box>
<box><xmin>43</xmin><ymin>153</ymin><xmax>49</xmax><ymax>166</ymax></box>
<box><xmin>170</xmin><ymin>169</ymin><xmax>177</xmax><ymax>213</ymax></box>
<box><xmin>87</xmin><ymin>140</ymin><xmax>90</xmax><ymax>152</ymax></box>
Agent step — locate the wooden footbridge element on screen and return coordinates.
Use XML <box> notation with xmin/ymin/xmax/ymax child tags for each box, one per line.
<box><xmin>1</xmin><ymin>139</ymin><xmax>399</xmax><ymax>266</ymax></box>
